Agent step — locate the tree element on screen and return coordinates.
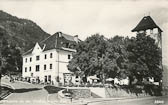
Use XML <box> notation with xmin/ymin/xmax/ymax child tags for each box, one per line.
<box><xmin>108</xmin><ymin>36</ymin><xmax>130</xmax><ymax>79</ymax></box>
<box><xmin>0</xmin><ymin>28</ymin><xmax>22</xmax><ymax>86</ymax></box>
<box><xmin>68</xmin><ymin>33</ymin><xmax>162</xmax><ymax>86</ymax></box>
<box><xmin>68</xmin><ymin>34</ymin><xmax>118</xmax><ymax>84</ymax></box>
<box><xmin>0</xmin><ymin>29</ymin><xmax>9</xmax><ymax>92</ymax></box>
<box><xmin>2</xmin><ymin>44</ymin><xmax>22</xmax><ymax>75</ymax></box>
<box><xmin>127</xmin><ymin>33</ymin><xmax>162</xmax><ymax>83</ymax></box>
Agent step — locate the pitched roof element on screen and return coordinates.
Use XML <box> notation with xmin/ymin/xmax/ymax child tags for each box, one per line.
<box><xmin>39</xmin><ymin>34</ymin><xmax>57</xmax><ymax>51</ymax></box>
<box><xmin>23</xmin><ymin>32</ymin><xmax>78</xmax><ymax>56</ymax></box>
<box><xmin>22</xmin><ymin>48</ymin><xmax>33</xmax><ymax>56</ymax></box>
<box><xmin>132</xmin><ymin>16</ymin><xmax>163</xmax><ymax>32</ymax></box>
<box><xmin>62</xmin><ymin>33</ymin><xmax>75</xmax><ymax>42</ymax></box>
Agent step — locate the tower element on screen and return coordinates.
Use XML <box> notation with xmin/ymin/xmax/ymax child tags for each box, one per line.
<box><xmin>131</xmin><ymin>16</ymin><xmax>168</xmax><ymax>87</ymax></box>
<box><xmin>132</xmin><ymin>16</ymin><xmax>162</xmax><ymax>48</ymax></box>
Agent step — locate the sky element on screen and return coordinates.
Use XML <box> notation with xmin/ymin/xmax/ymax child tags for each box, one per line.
<box><xmin>0</xmin><ymin>0</ymin><xmax>168</xmax><ymax>65</ymax></box>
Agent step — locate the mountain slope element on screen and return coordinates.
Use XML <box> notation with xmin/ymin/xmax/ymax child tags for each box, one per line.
<box><xmin>0</xmin><ymin>10</ymin><xmax>50</xmax><ymax>52</ymax></box>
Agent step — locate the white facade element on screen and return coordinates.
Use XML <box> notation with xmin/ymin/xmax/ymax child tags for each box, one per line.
<box><xmin>145</xmin><ymin>28</ymin><xmax>162</xmax><ymax>48</ymax></box>
<box><xmin>22</xmin><ymin>43</ymin><xmax>74</xmax><ymax>85</ymax></box>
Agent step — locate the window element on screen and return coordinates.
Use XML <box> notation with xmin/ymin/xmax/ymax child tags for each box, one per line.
<box><xmin>44</xmin><ymin>64</ymin><xmax>46</xmax><ymax>70</ymax></box>
<box><xmin>150</xmin><ymin>29</ymin><xmax>153</xmax><ymax>34</ymax></box>
<box><xmin>36</xmin><ymin>56</ymin><xmax>40</xmax><ymax>61</ymax></box>
<box><xmin>29</xmin><ymin>67</ymin><xmax>31</xmax><ymax>72</ymax></box>
<box><xmin>36</xmin><ymin>65</ymin><xmax>40</xmax><ymax>71</ymax></box>
<box><xmin>153</xmin><ymin>28</ymin><xmax>158</xmax><ymax>34</ymax></box>
<box><xmin>25</xmin><ymin>67</ymin><xmax>27</xmax><ymax>72</ymax></box>
<box><xmin>68</xmin><ymin>55</ymin><xmax>71</xmax><ymax>59</ymax></box>
<box><xmin>25</xmin><ymin>58</ymin><xmax>27</xmax><ymax>63</ymax></box>
<box><xmin>50</xmin><ymin>64</ymin><xmax>52</xmax><ymax>69</ymax></box>
<box><xmin>50</xmin><ymin>53</ymin><xmax>53</xmax><ymax>58</ymax></box>
<box><xmin>44</xmin><ymin>54</ymin><xmax>47</xmax><ymax>59</ymax></box>
<box><xmin>30</xmin><ymin>57</ymin><xmax>32</xmax><ymax>62</ymax></box>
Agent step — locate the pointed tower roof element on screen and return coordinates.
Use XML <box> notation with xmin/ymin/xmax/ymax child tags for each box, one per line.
<box><xmin>132</xmin><ymin>16</ymin><xmax>163</xmax><ymax>32</ymax></box>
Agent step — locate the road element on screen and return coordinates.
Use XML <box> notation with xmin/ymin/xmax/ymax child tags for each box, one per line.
<box><xmin>1</xmin><ymin>77</ymin><xmax>50</xmax><ymax>105</ymax></box>
<box><xmin>1</xmin><ymin>77</ymin><xmax>168</xmax><ymax>105</ymax></box>
<box><xmin>87</xmin><ymin>96</ymin><xmax>168</xmax><ymax>105</ymax></box>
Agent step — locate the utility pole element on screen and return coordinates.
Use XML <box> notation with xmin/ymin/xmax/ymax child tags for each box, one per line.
<box><xmin>101</xmin><ymin>54</ymin><xmax>105</xmax><ymax>87</ymax></box>
<box><xmin>57</xmin><ymin>50</ymin><xmax>60</xmax><ymax>86</ymax></box>
<box><xmin>55</xmin><ymin>33</ymin><xmax>60</xmax><ymax>86</ymax></box>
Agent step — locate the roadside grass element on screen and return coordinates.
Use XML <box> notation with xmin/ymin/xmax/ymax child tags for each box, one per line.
<box><xmin>44</xmin><ymin>86</ymin><xmax>64</xmax><ymax>94</ymax></box>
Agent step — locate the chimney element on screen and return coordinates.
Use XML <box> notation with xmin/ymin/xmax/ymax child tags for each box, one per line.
<box><xmin>57</xmin><ymin>31</ymin><xmax>62</xmax><ymax>37</ymax></box>
<box><xmin>74</xmin><ymin>35</ymin><xmax>79</xmax><ymax>43</ymax></box>
<box><xmin>42</xmin><ymin>44</ymin><xmax>46</xmax><ymax>50</ymax></box>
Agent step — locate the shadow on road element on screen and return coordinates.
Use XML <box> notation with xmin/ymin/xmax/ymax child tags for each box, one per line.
<box><xmin>44</xmin><ymin>86</ymin><xmax>64</xmax><ymax>94</ymax></box>
<box><xmin>121</xmin><ymin>84</ymin><xmax>162</xmax><ymax>96</ymax></box>
<box><xmin>13</xmin><ymin>88</ymin><xmax>42</xmax><ymax>93</ymax></box>
<box><xmin>0</xmin><ymin>86</ymin><xmax>13</xmax><ymax>100</ymax></box>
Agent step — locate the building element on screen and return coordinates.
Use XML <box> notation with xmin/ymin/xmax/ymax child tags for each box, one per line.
<box><xmin>132</xmin><ymin>16</ymin><xmax>168</xmax><ymax>87</ymax></box>
<box><xmin>132</xmin><ymin>16</ymin><xmax>162</xmax><ymax>48</ymax></box>
<box><xmin>22</xmin><ymin>32</ymin><xmax>79</xmax><ymax>85</ymax></box>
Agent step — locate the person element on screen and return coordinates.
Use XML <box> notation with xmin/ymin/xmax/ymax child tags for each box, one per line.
<box><xmin>10</xmin><ymin>76</ymin><xmax>14</xmax><ymax>83</ymax></box>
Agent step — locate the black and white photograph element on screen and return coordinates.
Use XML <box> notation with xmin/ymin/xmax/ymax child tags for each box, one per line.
<box><xmin>0</xmin><ymin>0</ymin><xmax>168</xmax><ymax>105</ymax></box>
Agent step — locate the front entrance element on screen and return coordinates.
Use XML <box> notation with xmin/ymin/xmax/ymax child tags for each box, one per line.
<box><xmin>48</xmin><ymin>75</ymin><xmax>51</xmax><ymax>83</ymax></box>
<box><xmin>45</xmin><ymin>76</ymin><xmax>47</xmax><ymax>83</ymax></box>
<box><xmin>44</xmin><ymin>75</ymin><xmax>51</xmax><ymax>84</ymax></box>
